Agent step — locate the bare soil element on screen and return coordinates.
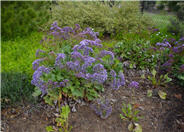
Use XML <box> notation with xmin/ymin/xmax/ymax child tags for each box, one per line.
<box><xmin>2</xmin><ymin>69</ymin><xmax>184</xmax><ymax>132</ymax></box>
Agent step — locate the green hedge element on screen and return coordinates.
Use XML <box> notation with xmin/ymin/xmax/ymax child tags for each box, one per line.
<box><xmin>47</xmin><ymin>1</ymin><xmax>151</xmax><ymax>37</ymax></box>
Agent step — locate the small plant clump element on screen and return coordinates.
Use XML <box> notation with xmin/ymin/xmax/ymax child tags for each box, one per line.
<box><xmin>120</xmin><ymin>103</ymin><xmax>142</xmax><ymax>132</ymax></box>
<box><xmin>90</xmin><ymin>99</ymin><xmax>112</xmax><ymax>119</ymax></box>
<box><xmin>46</xmin><ymin>105</ymin><xmax>72</xmax><ymax>132</ymax></box>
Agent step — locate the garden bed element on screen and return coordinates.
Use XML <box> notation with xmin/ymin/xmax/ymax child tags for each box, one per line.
<box><xmin>2</xmin><ymin>69</ymin><xmax>184</xmax><ymax>132</ymax></box>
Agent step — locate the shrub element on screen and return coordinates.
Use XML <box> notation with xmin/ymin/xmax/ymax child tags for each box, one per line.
<box><xmin>167</xmin><ymin>18</ymin><xmax>184</xmax><ymax>37</ymax></box>
<box><xmin>155</xmin><ymin>37</ymin><xmax>184</xmax><ymax>86</ymax></box>
<box><xmin>1</xmin><ymin>1</ymin><xmax>50</xmax><ymax>40</ymax></box>
<box><xmin>1</xmin><ymin>72</ymin><xmax>34</xmax><ymax>108</ymax></box>
<box><xmin>48</xmin><ymin>1</ymin><xmax>151</xmax><ymax>38</ymax></box>
<box><xmin>32</xmin><ymin>22</ymin><xmax>125</xmax><ymax>106</ymax></box>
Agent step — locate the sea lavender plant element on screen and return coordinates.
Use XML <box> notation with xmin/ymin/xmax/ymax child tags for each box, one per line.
<box><xmin>128</xmin><ymin>81</ymin><xmax>139</xmax><ymax>88</ymax></box>
<box><xmin>91</xmin><ymin>99</ymin><xmax>112</xmax><ymax>119</ymax></box>
<box><xmin>110</xmin><ymin>70</ymin><xmax>125</xmax><ymax>90</ymax></box>
<box><xmin>32</xmin><ymin>22</ymin><xmax>124</xmax><ymax>104</ymax></box>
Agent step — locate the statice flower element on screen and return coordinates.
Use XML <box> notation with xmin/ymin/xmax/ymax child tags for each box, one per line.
<box><xmin>31</xmin><ymin>66</ymin><xmax>50</xmax><ymax>96</ymax></box>
<box><xmin>156</xmin><ymin>42</ymin><xmax>171</xmax><ymax>47</ymax></box>
<box><xmin>179</xmin><ymin>37</ymin><xmax>184</xmax><ymax>42</ymax></box>
<box><xmin>91</xmin><ymin>99</ymin><xmax>112</xmax><ymax>119</ymax></box>
<box><xmin>110</xmin><ymin>70</ymin><xmax>125</xmax><ymax>90</ymax></box>
<box><xmin>129</xmin><ymin>81</ymin><xmax>139</xmax><ymax>88</ymax></box>
<box><xmin>73</xmin><ymin>24</ymin><xmax>80</xmax><ymax>34</ymax></box>
<box><xmin>75</xmin><ymin>72</ymin><xmax>86</xmax><ymax>78</ymax></box>
<box><xmin>81</xmin><ymin>56</ymin><xmax>96</xmax><ymax>72</ymax></box>
<box><xmin>36</xmin><ymin>49</ymin><xmax>45</xmax><ymax>57</ymax></box>
<box><xmin>93</xmin><ymin>64</ymin><xmax>104</xmax><ymax>72</ymax></box>
<box><xmin>83</xmin><ymin>46</ymin><xmax>94</xmax><ymax>56</ymax></box>
<box><xmin>119</xmin><ymin>72</ymin><xmax>125</xmax><ymax>86</ymax></box>
<box><xmin>71</xmin><ymin>51</ymin><xmax>83</xmax><ymax>60</ymax></box>
<box><xmin>162</xmin><ymin>59</ymin><xmax>174</xmax><ymax>67</ymax></box>
<box><xmin>180</xmin><ymin>64</ymin><xmax>184</xmax><ymax>72</ymax></box>
<box><xmin>91</xmin><ymin>69</ymin><xmax>108</xmax><ymax>84</ymax></box>
<box><xmin>110</xmin><ymin>70</ymin><xmax>116</xmax><ymax>78</ymax></box>
<box><xmin>55</xmin><ymin>53</ymin><xmax>65</xmax><ymax>68</ymax></box>
<box><xmin>66</xmin><ymin>60</ymin><xmax>80</xmax><ymax>71</ymax></box>
<box><xmin>32</xmin><ymin>58</ymin><xmax>45</xmax><ymax>70</ymax></box>
<box><xmin>99</xmin><ymin>50</ymin><xmax>114</xmax><ymax>61</ymax></box>
<box><xmin>80</xmin><ymin>27</ymin><xmax>99</xmax><ymax>39</ymax></box>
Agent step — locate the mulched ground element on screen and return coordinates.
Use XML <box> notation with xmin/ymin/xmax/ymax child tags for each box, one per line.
<box><xmin>1</xmin><ymin>68</ymin><xmax>184</xmax><ymax>132</ymax></box>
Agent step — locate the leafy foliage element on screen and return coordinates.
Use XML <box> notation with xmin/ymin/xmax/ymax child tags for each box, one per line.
<box><xmin>46</xmin><ymin>105</ymin><xmax>72</xmax><ymax>132</ymax></box>
<box><xmin>1</xmin><ymin>1</ymin><xmax>50</xmax><ymax>40</ymax></box>
<box><xmin>31</xmin><ymin>22</ymin><xmax>125</xmax><ymax>105</ymax></box>
<box><xmin>120</xmin><ymin>103</ymin><xmax>142</xmax><ymax>132</ymax></box>
<box><xmin>1</xmin><ymin>32</ymin><xmax>43</xmax><ymax>107</ymax></box>
<box><xmin>48</xmin><ymin>1</ymin><xmax>151</xmax><ymax>38</ymax></box>
<box><xmin>113</xmin><ymin>38</ymin><xmax>158</xmax><ymax>69</ymax></box>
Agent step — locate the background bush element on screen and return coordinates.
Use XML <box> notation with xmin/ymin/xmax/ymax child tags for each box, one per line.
<box><xmin>1</xmin><ymin>1</ymin><xmax>50</xmax><ymax>40</ymax></box>
<box><xmin>48</xmin><ymin>1</ymin><xmax>151</xmax><ymax>38</ymax></box>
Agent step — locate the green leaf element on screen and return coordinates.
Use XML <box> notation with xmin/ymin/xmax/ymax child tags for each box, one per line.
<box><xmin>46</xmin><ymin>126</ymin><xmax>54</xmax><ymax>132</ymax></box>
<box><xmin>158</xmin><ymin>90</ymin><xmax>167</xmax><ymax>100</ymax></box>
<box><xmin>72</xmin><ymin>89</ymin><xmax>83</xmax><ymax>97</ymax></box>
<box><xmin>141</xmin><ymin>74</ymin><xmax>145</xmax><ymax>79</ymax></box>
<box><xmin>133</xmin><ymin>123</ymin><xmax>142</xmax><ymax>132</ymax></box>
<box><xmin>128</xmin><ymin>123</ymin><xmax>134</xmax><ymax>131</ymax></box>
<box><xmin>151</xmin><ymin>69</ymin><xmax>157</xmax><ymax>77</ymax></box>
<box><xmin>32</xmin><ymin>87</ymin><xmax>41</xmax><ymax>97</ymax></box>
<box><xmin>147</xmin><ymin>90</ymin><xmax>152</xmax><ymax>97</ymax></box>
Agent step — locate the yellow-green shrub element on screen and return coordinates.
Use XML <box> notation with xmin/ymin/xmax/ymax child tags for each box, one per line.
<box><xmin>47</xmin><ymin>1</ymin><xmax>151</xmax><ymax>37</ymax></box>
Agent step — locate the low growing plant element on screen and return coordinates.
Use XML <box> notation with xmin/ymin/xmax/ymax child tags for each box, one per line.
<box><xmin>145</xmin><ymin>69</ymin><xmax>172</xmax><ymax>99</ymax></box>
<box><xmin>46</xmin><ymin>105</ymin><xmax>72</xmax><ymax>132</ymax></box>
<box><xmin>32</xmin><ymin>22</ymin><xmax>125</xmax><ymax>105</ymax></box>
<box><xmin>113</xmin><ymin>38</ymin><xmax>158</xmax><ymax>69</ymax></box>
<box><xmin>154</xmin><ymin>37</ymin><xmax>184</xmax><ymax>86</ymax></box>
<box><xmin>90</xmin><ymin>98</ymin><xmax>112</xmax><ymax>119</ymax></box>
<box><xmin>120</xmin><ymin>103</ymin><xmax>142</xmax><ymax>132</ymax></box>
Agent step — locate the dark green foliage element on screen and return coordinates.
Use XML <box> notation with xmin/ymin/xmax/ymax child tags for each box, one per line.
<box><xmin>1</xmin><ymin>1</ymin><xmax>50</xmax><ymax>40</ymax></box>
<box><xmin>1</xmin><ymin>72</ymin><xmax>34</xmax><ymax>108</ymax></box>
<box><xmin>113</xmin><ymin>34</ymin><xmax>158</xmax><ymax>69</ymax></box>
<box><xmin>167</xmin><ymin>18</ymin><xmax>184</xmax><ymax>37</ymax></box>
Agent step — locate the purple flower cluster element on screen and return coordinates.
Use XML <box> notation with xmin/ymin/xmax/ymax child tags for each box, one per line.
<box><xmin>110</xmin><ymin>70</ymin><xmax>125</xmax><ymax>90</ymax></box>
<box><xmin>91</xmin><ymin>99</ymin><xmax>112</xmax><ymax>119</ymax></box>
<box><xmin>128</xmin><ymin>81</ymin><xmax>139</xmax><ymax>88</ymax></box>
<box><xmin>55</xmin><ymin>53</ymin><xmax>66</xmax><ymax>68</ymax></box>
<box><xmin>180</xmin><ymin>64</ymin><xmax>184</xmax><ymax>72</ymax></box>
<box><xmin>32</xmin><ymin>58</ymin><xmax>45</xmax><ymax>70</ymax></box>
<box><xmin>79</xmin><ymin>27</ymin><xmax>99</xmax><ymax>40</ymax></box>
<box><xmin>31</xmin><ymin>66</ymin><xmax>50</xmax><ymax>96</ymax></box>
<box><xmin>36</xmin><ymin>49</ymin><xmax>46</xmax><ymax>57</ymax></box>
<box><xmin>156</xmin><ymin>42</ymin><xmax>171</xmax><ymax>48</ymax></box>
<box><xmin>48</xmin><ymin>79</ymin><xmax>69</xmax><ymax>88</ymax></box>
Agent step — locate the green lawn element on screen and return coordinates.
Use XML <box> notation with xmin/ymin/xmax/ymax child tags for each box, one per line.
<box><xmin>144</xmin><ymin>12</ymin><xmax>177</xmax><ymax>29</ymax></box>
<box><xmin>1</xmin><ymin>32</ymin><xmax>43</xmax><ymax>75</ymax></box>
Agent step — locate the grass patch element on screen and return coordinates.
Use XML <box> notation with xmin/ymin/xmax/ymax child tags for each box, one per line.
<box><xmin>143</xmin><ymin>12</ymin><xmax>177</xmax><ymax>29</ymax></box>
<box><xmin>1</xmin><ymin>32</ymin><xmax>43</xmax><ymax>107</ymax></box>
